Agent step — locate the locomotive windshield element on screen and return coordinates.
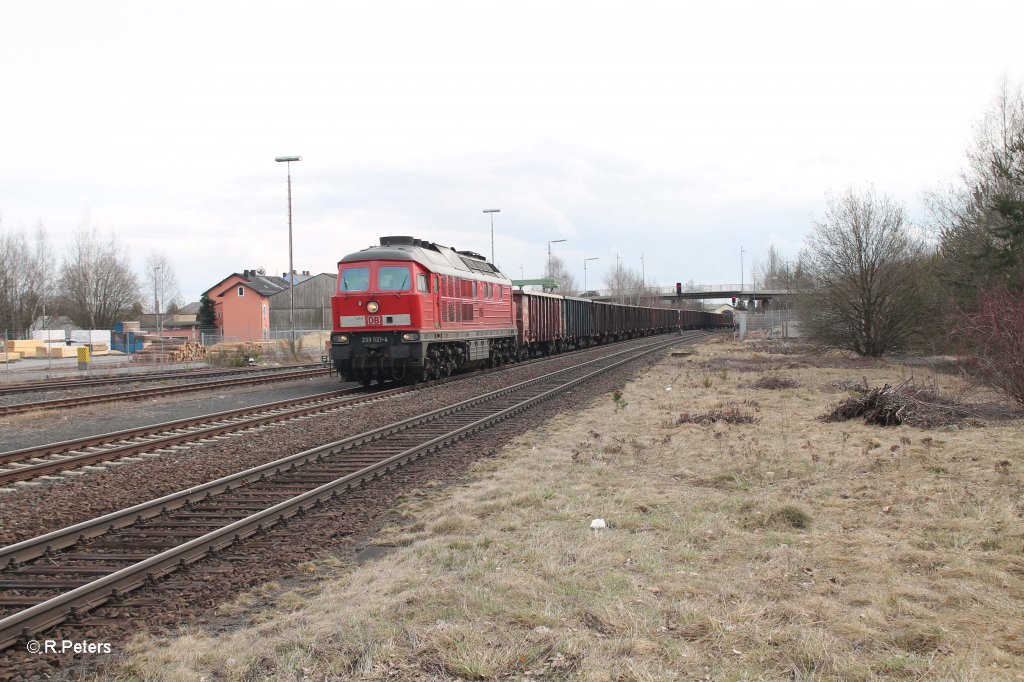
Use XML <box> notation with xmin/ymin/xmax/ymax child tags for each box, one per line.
<box><xmin>339</xmin><ymin>267</ymin><xmax>370</xmax><ymax>292</ymax></box>
<box><xmin>378</xmin><ymin>266</ymin><xmax>411</xmax><ymax>291</ymax></box>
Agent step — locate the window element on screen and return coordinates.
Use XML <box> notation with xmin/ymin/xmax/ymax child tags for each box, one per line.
<box><xmin>340</xmin><ymin>267</ymin><xmax>370</xmax><ymax>292</ymax></box>
<box><xmin>237</xmin><ymin>286</ymin><xmax>244</xmax><ymax>297</ymax></box>
<box><xmin>417</xmin><ymin>273</ymin><xmax>428</xmax><ymax>292</ymax></box>
<box><xmin>378</xmin><ymin>266</ymin><xmax>411</xmax><ymax>291</ymax></box>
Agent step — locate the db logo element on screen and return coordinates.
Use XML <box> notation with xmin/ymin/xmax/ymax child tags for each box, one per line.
<box><xmin>367</xmin><ymin>316</ymin><xmax>382</xmax><ymax>325</ymax></box>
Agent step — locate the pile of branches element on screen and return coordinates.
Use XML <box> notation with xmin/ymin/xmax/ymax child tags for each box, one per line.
<box><xmin>821</xmin><ymin>379</ymin><xmax>979</xmax><ymax>428</ymax></box>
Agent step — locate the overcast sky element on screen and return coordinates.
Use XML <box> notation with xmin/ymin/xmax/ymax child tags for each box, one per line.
<box><xmin>2</xmin><ymin>1</ymin><xmax>1021</xmax><ymax>303</ymax></box>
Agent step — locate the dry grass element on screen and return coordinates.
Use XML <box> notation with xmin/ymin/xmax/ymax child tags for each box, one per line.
<box><xmin>111</xmin><ymin>339</ymin><xmax>1024</xmax><ymax>681</ymax></box>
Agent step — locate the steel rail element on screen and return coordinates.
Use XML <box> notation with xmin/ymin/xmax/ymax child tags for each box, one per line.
<box><xmin>0</xmin><ymin>331</ymin><xmax>703</xmax><ymax>482</ymax></box>
<box><xmin>0</xmin><ymin>364</ymin><xmax>327</xmax><ymax>396</ymax></box>
<box><xmin>0</xmin><ymin>367</ymin><xmax>331</xmax><ymax>417</ymax></box>
<box><xmin>0</xmin><ymin>333</ymin><xmax>699</xmax><ymax>568</ymax></box>
<box><xmin>0</xmin><ymin>388</ymin><xmax>367</xmax><ymax>472</ymax></box>
<box><xmin>0</xmin><ymin>335</ymin><xmax>635</xmax><ymax>481</ymax></box>
<box><xmin>0</xmin><ymin>333</ymin><xmax>699</xmax><ymax>650</ymax></box>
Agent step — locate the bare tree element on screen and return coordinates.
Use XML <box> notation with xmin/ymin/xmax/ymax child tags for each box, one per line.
<box><xmin>144</xmin><ymin>252</ymin><xmax>181</xmax><ymax>315</ymax></box>
<box><xmin>543</xmin><ymin>254</ymin><xmax>579</xmax><ymax>295</ymax></box>
<box><xmin>59</xmin><ymin>224</ymin><xmax>141</xmax><ymax>329</ymax></box>
<box><xmin>603</xmin><ymin>259</ymin><xmax>645</xmax><ymax>304</ymax></box>
<box><xmin>0</xmin><ymin>220</ymin><xmax>55</xmax><ymax>334</ymax></box>
<box><xmin>798</xmin><ymin>188</ymin><xmax>931</xmax><ymax>356</ymax></box>
<box><xmin>756</xmin><ymin>244</ymin><xmax>797</xmax><ymax>310</ymax></box>
<box><xmin>758</xmin><ymin>245</ymin><xmax>794</xmax><ymax>290</ymax></box>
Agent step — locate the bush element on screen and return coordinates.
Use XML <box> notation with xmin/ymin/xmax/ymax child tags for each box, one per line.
<box><xmin>207</xmin><ymin>343</ymin><xmax>263</xmax><ymax>368</ymax></box>
<box><xmin>956</xmin><ymin>285</ymin><xmax>1024</xmax><ymax>405</ymax></box>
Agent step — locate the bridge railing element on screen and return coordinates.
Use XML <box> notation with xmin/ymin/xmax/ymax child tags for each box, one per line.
<box><xmin>584</xmin><ymin>284</ymin><xmax>792</xmax><ymax>298</ymax></box>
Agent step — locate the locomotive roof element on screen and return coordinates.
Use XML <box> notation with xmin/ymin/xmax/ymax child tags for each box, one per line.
<box><xmin>339</xmin><ymin>236</ymin><xmax>512</xmax><ymax>283</ymax></box>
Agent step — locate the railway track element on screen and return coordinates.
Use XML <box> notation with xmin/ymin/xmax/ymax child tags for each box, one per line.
<box><xmin>0</xmin><ymin>332</ymin><xmax>700</xmax><ymax>652</ymax></box>
<box><xmin>0</xmin><ymin>363</ymin><xmax>327</xmax><ymax>396</ymax></box>
<box><xmin>0</xmin><ymin>366</ymin><xmax>332</xmax><ymax>417</ymax></box>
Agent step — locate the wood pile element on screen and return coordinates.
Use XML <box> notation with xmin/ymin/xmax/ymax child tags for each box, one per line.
<box><xmin>87</xmin><ymin>343</ymin><xmax>110</xmax><ymax>356</ymax></box>
<box><xmin>0</xmin><ymin>351</ymin><xmax>22</xmax><ymax>363</ymax></box>
<box><xmin>47</xmin><ymin>346</ymin><xmax>79</xmax><ymax>359</ymax></box>
<box><xmin>6</xmin><ymin>340</ymin><xmax>45</xmax><ymax>354</ymax></box>
<box><xmin>132</xmin><ymin>340</ymin><xmax>208</xmax><ymax>363</ymax></box>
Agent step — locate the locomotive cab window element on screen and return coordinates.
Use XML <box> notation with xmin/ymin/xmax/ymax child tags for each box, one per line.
<box><xmin>417</xmin><ymin>273</ymin><xmax>428</xmax><ymax>292</ymax></box>
<box><xmin>378</xmin><ymin>266</ymin><xmax>411</xmax><ymax>291</ymax></box>
<box><xmin>339</xmin><ymin>267</ymin><xmax>370</xmax><ymax>292</ymax></box>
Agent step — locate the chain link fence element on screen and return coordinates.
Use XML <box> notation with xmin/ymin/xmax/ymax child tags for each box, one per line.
<box><xmin>735</xmin><ymin>310</ymin><xmax>803</xmax><ymax>341</ymax></box>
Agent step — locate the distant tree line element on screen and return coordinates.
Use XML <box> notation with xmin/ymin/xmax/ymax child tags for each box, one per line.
<box><xmin>0</xmin><ymin>217</ymin><xmax>189</xmax><ymax>335</ymax></box>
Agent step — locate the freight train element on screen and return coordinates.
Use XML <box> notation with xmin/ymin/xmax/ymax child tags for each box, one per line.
<box><xmin>328</xmin><ymin>236</ymin><xmax>726</xmax><ymax>385</ymax></box>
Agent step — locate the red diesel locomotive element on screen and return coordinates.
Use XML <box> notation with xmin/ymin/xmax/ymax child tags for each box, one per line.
<box><xmin>330</xmin><ymin>236</ymin><xmax>516</xmax><ymax>385</ymax></box>
<box><xmin>329</xmin><ymin>236</ymin><xmax>725</xmax><ymax>385</ymax></box>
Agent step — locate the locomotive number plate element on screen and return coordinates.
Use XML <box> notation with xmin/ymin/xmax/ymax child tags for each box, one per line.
<box><xmin>363</xmin><ymin>336</ymin><xmax>388</xmax><ymax>344</ymax></box>
<box><xmin>367</xmin><ymin>315</ymin><xmax>382</xmax><ymax>325</ymax></box>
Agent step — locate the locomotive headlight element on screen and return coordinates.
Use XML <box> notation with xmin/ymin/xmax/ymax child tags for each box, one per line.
<box><xmin>332</xmin><ymin>333</ymin><xmax>349</xmax><ymax>344</ymax></box>
<box><xmin>366</xmin><ymin>301</ymin><xmax>380</xmax><ymax>313</ymax></box>
<box><xmin>401</xmin><ymin>332</ymin><xmax>420</xmax><ymax>342</ymax></box>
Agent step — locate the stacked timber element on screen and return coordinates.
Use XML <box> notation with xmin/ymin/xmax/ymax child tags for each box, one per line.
<box><xmin>47</xmin><ymin>346</ymin><xmax>79</xmax><ymax>359</ymax></box>
<box><xmin>87</xmin><ymin>343</ymin><xmax>110</xmax><ymax>356</ymax></box>
<box><xmin>132</xmin><ymin>339</ymin><xmax>207</xmax><ymax>363</ymax></box>
<box><xmin>0</xmin><ymin>351</ymin><xmax>22</xmax><ymax>363</ymax></box>
<box><xmin>6</xmin><ymin>340</ymin><xmax>45</xmax><ymax>355</ymax></box>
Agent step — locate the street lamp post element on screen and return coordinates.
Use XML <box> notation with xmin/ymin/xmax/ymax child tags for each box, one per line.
<box><xmin>154</xmin><ymin>264</ymin><xmax>163</xmax><ymax>370</ymax></box>
<box><xmin>740</xmin><ymin>246</ymin><xmax>745</xmax><ymax>294</ymax></box>
<box><xmin>547</xmin><ymin>239</ymin><xmax>567</xmax><ymax>277</ymax></box>
<box><xmin>584</xmin><ymin>257</ymin><xmax>599</xmax><ymax>295</ymax></box>
<box><xmin>640</xmin><ymin>253</ymin><xmax>645</xmax><ymax>299</ymax></box>
<box><xmin>276</xmin><ymin>156</ymin><xmax>302</xmax><ymax>346</ymax></box>
<box><xmin>483</xmin><ymin>209</ymin><xmax>500</xmax><ymax>264</ymax></box>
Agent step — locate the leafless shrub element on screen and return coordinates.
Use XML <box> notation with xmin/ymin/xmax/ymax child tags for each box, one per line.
<box><xmin>954</xmin><ymin>285</ymin><xmax>1024</xmax><ymax>405</ymax></box>
<box><xmin>750</xmin><ymin>374</ymin><xmax>801</xmax><ymax>390</ymax></box>
<box><xmin>677</xmin><ymin>403</ymin><xmax>760</xmax><ymax>425</ymax></box>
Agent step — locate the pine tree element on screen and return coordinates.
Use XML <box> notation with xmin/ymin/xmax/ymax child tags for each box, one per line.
<box><xmin>197</xmin><ymin>293</ymin><xmax>216</xmax><ymax>329</ymax></box>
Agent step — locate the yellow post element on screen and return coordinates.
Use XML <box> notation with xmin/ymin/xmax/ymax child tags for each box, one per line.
<box><xmin>77</xmin><ymin>346</ymin><xmax>90</xmax><ymax>370</ymax></box>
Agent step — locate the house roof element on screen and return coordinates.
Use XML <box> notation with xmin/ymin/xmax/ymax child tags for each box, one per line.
<box><xmin>206</xmin><ymin>272</ymin><xmax>290</xmax><ymax>299</ymax></box>
<box><xmin>178</xmin><ymin>301</ymin><xmax>201</xmax><ymax>315</ymax></box>
<box><xmin>245</xmin><ymin>275</ymin><xmax>289</xmax><ymax>296</ymax></box>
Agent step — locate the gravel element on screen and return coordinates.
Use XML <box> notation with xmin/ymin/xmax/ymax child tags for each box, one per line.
<box><xmin>0</xmin><ymin>337</ymin><xmax>684</xmax><ymax>675</ymax></box>
<box><xmin>0</xmin><ymin>335</ymin><xmax>700</xmax><ymax>681</ymax></box>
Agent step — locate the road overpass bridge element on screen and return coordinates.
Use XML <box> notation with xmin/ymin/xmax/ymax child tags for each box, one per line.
<box><xmin>589</xmin><ymin>284</ymin><xmax>790</xmax><ymax>305</ymax></box>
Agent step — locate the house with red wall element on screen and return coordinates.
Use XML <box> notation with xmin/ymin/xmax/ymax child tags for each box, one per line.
<box><xmin>203</xmin><ymin>270</ymin><xmax>289</xmax><ymax>342</ymax></box>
